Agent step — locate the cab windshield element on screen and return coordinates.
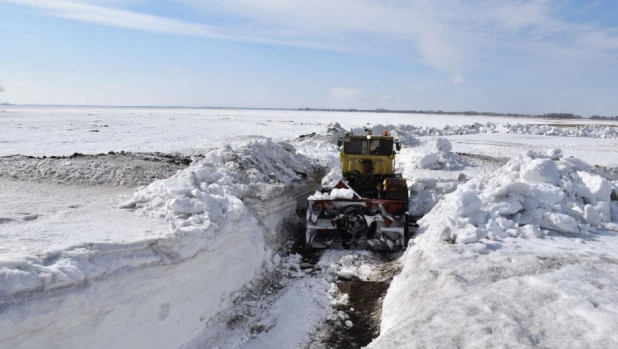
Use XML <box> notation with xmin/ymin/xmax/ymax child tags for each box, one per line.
<box><xmin>369</xmin><ymin>139</ymin><xmax>393</xmax><ymax>155</ymax></box>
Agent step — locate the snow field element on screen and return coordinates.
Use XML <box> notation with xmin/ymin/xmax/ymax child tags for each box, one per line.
<box><xmin>4</xmin><ymin>106</ymin><xmax>618</xmax><ymax>158</ymax></box>
<box><xmin>3</xmin><ymin>108</ymin><xmax>618</xmax><ymax>349</ymax></box>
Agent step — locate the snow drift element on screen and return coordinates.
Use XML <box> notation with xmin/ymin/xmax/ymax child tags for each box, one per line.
<box><xmin>0</xmin><ymin>139</ymin><xmax>321</xmax><ymax>349</ymax></box>
<box><xmin>369</xmin><ymin>150</ymin><xmax>618</xmax><ymax>349</ymax></box>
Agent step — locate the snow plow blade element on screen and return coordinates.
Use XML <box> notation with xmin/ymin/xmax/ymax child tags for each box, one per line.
<box><xmin>306</xmin><ymin>183</ymin><xmax>410</xmax><ymax>251</ymax></box>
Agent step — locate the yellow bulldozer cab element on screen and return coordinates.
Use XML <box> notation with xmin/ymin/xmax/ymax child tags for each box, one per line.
<box><xmin>340</xmin><ymin>135</ymin><xmax>395</xmax><ymax>176</ymax></box>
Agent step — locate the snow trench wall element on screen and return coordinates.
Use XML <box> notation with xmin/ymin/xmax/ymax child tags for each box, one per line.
<box><xmin>0</xmin><ymin>140</ymin><xmax>323</xmax><ymax>349</ymax></box>
<box><xmin>243</xmin><ymin>171</ymin><xmax>323</xmax><ymax>248</ymax></box>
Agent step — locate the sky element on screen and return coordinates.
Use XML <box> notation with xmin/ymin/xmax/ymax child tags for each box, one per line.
<box><xmin>1</xmin><ymin>0</ymin><xmax>618</xmax><ymax>115</ymax></box>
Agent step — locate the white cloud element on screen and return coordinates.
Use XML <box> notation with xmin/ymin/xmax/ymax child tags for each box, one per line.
<box><xmin>452</xmin><ymin>74</ymin><xmax>464</xmax><ymax>86</ymax></box>
<box><xmin>8</xmin><ymin>0</ymin><xmax>618</xmax><ymax>75</ymax></box>
<box><xmin>329</xmin><ymin>87</ymin><xmax>365</xmax><ymax>100</ymax></box>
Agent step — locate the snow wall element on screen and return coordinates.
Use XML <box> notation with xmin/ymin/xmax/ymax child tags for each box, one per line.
<box><xmin>0</xmin><ymin>139</ymin><xmax>321</xmax><ymax>349</ymax></box>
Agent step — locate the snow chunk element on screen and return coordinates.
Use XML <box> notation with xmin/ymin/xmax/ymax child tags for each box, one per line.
<box><xmin>578</xmin><ymin>171</ymin><xmax>612</xmax><ymax>203</ymax></box>
<box><xmin>547</xmin><ymin>148</ymin><xmax>563</xmax><ymax>160</ymax></box>
<box><xmin>418</xmin><ymin>154</ymin><xmax>439</xmax><ymax>169</ymax></box>
<box><xmin>169</xmin><ymin>198</ymin><xmax>206</xmax><ymax>214</ymax></box>
<box><xmin>435</xmin><ymin>138</ymin><xmax>452</xmax><ymax>152</ymax></box>
<box><xmin>520</xmin><ymin>159</ymin><xmax>560</xmax><ymax>185</ymax></box>
<box><xmin>454</xmin><ymin>225</ymin><xmax>488</xmax><ymax>244</ymax></box>
<box><xmin>453</xmin><ymin>191</ymin><xmax>483</xmax><ymax>217</ymax></box>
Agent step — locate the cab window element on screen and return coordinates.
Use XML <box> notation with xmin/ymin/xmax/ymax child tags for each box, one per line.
<box><xmin>344</xmin><ymin>138</ymin><xmax>367</xmax><ymax>154</ymax></box>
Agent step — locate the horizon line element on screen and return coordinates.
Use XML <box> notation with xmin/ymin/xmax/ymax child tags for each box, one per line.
<box><xmin>1</xmin><ymin>103</ymin><xmax>609</xmax><ymax>118</ymax></box>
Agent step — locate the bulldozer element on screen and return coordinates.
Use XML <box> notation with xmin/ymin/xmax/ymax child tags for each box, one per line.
<box><xmin>306</xmin><ymin>129</ymin><xmax>410</xmax><ymax>250</ymax></box>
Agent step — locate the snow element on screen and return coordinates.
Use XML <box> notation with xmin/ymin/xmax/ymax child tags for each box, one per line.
<box><xmin>183</xmin><ymin>250</ymin><xmax>385</xmax><ymax>349</ymax></box>
<box><xmin>415</xmin><ymin>152</ymin><xmax>618</xmax><ymax>245</ymax></box>
<box><xmin>3</xmin><ymin>106</ymin><xmax>618</xmax><ymax>157</ymax></box>
<box><xmin>371</xmin><ymin>234</ymin><xmax>618</xmax><ymax>349</ymax></box>
<box><xmin>4</xmin><ymin>106</ymin><xmax>618</xmax><ymax>348</ymax></box>
<box><xmin>434</xmin><ymin>137</ymin><xmax>452</xmax><ymax>152</ymax></box>
<box><xmin>308</xmin><ymin>188</ymin><xmax>355</xmax><ymax>200</ymax></box>
<box><xmin>0</xmin><ymin>179</ymin><xmax>168</xmax><ymax>258</ymax></box>
<box><xmin>408</xmin><ymin>138</ymin><xmax>466</xmax><ymax>171</ymax></box>
<box><xmin>0</xmin><ymin>137</ymin><xmax>322</xmax><ymax>348</ymax></box>
<box><xmin>370</xmin><ymin>151</ymin><xmax>618</xmax><ymax>349</ymax></box>
<box><xmin>520</xmin><ymin>158</ymin><xmax>560</xmax><ymax>185</ymax></box>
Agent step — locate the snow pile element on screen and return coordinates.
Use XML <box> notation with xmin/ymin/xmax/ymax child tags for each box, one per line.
<box><xmin>119</xmin><ymin>138</ymin><xmax>311</xmax><ymax>237</ymax></box>
<box><xmin>416</xmin><ymin>149</ymin><xmax>618</xmax><ymax>246</ymax></box>
<box><xmin>415</xmin><ymin>138</ymin><xmax>466</xmax><ymax>170</ymax></box>
<box><xmin>352</xmin><ymin>122</ymin><xmax>618</xmax><ymax>141</ymax></box>
<box><xmin>370</xmin><ymin>150</ymin><xmax>618</xmax><ymax>349</ymax></box>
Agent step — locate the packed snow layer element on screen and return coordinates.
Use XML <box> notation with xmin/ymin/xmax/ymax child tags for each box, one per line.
<box><xmin>0</xmin><ymin>179</ymin><xmax>168</xmax><ymax>257</ymax></box>
<box><xmin>369</xmin><ymin>152</ymin><xmax>618</xmax><ymax>348</ymax></box>
<box><xmin>1</xmin><ymin>225</ymin><xmax>267</xmax><ymax>349</ymax></box>
<box><xmin>3</xmin><ymin>106</ymin><xmax>617</xmax><ymax>157</ymax></box>
<box><xmin>0</xmin><ymin>139</ymin><xmax>321</xmax><ymax>349</ymax></box>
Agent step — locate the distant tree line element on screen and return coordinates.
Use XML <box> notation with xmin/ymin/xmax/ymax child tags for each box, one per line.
<box><xmin>298</xmin><ymin>107</ymin><xmax>617</xmax><ymax>120</ymax></box>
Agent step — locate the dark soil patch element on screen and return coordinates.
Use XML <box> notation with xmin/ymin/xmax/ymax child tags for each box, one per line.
<box><xmin>326</xmin><ymin>253</ymin><xmax>402</xmax><ymax>349</ymax></box>
<box><xmin>327</xmin><ymin>280</ymin><xmax>390</xmax><ymax>348</ymax></box>
<box><xmin>1</xmin><ymin>151</ymin><xmax>197</xmax><ymax>167</ymax></box>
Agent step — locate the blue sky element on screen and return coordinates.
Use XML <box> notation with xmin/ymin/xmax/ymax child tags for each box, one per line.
<box><xmin>1</xmin><ymin>0</ymin><xmax>618</xmax><ymax>115</ymax></box>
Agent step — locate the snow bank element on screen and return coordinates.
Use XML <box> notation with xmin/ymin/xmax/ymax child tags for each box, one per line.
<box><xmin>370</xmin><ymin>150</ymin><xmax>618</xmax><ymax>348</ymax></box>
<box><xmin>353</xmin><ymin>122</ymin><xmax>618</xmax><ymax>141</ymax></box>
<box><xmin>417</xmin><ymin>149</ymin><xmax>618</xmax><ymax>246</ymax></box>
<box><xmin>0</xmin><ymin>139</ymin><xmax>321</xmax><ymax>349</ymax></box>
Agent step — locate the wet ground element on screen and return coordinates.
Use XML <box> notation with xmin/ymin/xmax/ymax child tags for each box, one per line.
<box><xmin>293</xmin><ymin>241</ymin><xmax>403</xmax><ymax>349</ymax></box>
